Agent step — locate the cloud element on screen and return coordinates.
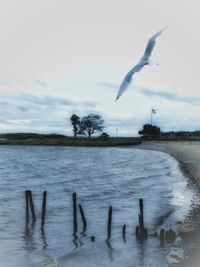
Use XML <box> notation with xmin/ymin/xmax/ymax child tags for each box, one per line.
<box><xmin>138</xmin><ymin>87</ymin><xmax>200</xmax><ymax>105</ymax></box>
<box><xmin>98</xmin><ymin>82</ymin><xmax>118</xmax><ymax>90</ymax></box>
<box><xmin>33</xmin><ymin>79</ymin><xmax>48</xmax><ymax>88</ymax></box>
<box><xmin>0</xmin><ymin>77</ymin><xmax>16</xmax><ymax>86</ymax></box>
<box><xmin>13</xmin><ymin>93</ymin><xmax>98</xmax><ymax>108</ymax></box>
<box><xmin>18</xmin><ymin>93</ymin><xmax>75</xmax><ymax>107</ymax></box>
<box><xmin>0</xmin><ymin>93</ymin><xmax>100</xmax><ymax>134</ymax></box>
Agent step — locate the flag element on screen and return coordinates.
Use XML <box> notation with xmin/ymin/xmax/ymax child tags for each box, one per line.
<box><xmin>152</xmin><ymin>109</ymin><xmax>156</xmax><ymax>114</ymax></box>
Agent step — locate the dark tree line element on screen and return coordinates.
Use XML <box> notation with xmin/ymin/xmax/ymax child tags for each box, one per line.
<box><xmin>160</xmin><ymin>130</ymin><xmax>200</xmax><ymax>137</ymax></box>
<box><xmin>70</xmin><ymin>113</ymin><xmax>104</xmax><ymax>139</ymax></box>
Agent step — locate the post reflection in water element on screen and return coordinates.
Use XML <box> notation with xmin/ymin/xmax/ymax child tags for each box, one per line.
<box><xmin>72</xmin><ymin>233</ymin><xmax>79</xmax><ymax>250</ymax></box>
<box><xmin>106</xmin><ymin>239</ymin><xmax>114</xmax><ymax>262</ymax></box>
<box><xmin>41</xmin><ymin>227</ymin><xmax>48</xmax><ymax>249</ymax></box>
<box><xmin>23</xmin><ymin>223</ymin><xmax>37</xmax><ymax>253</ymax></box>
<box><xmin>79</xmin><ymin>231</ymin><xmax>86</xmax><ymax>247</ymax></box>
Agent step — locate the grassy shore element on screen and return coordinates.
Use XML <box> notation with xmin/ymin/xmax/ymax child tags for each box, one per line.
<box><xmin>0</xmin><ymin>133</ymin><xmax>141</xmax><ymax>146</ymax></box>
<box><xmin>1</xmin><ymin>133</ymin><xmax>200</xmax><ymax>146</ymax></box>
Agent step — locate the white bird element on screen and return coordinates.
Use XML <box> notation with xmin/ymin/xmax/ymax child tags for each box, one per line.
<box><xmin>116</xmin><ymin>28</ymin><xmax>165</xmax><ymax>101</ymax></box>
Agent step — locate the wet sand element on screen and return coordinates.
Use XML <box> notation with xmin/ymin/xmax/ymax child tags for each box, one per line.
<box><xmin>137</xmin><ymin>141</ymin><xmax>200</xmax><ymax>267</ymax></box>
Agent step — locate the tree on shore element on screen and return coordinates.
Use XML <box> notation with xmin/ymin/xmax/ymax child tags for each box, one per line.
<box><xmin>80</xmin><ymin>114</ymin><xmax>104</xmax><ymax>139</ymax></box>
<box><xmin>138</xmin><ymin>124</ymin><xmax>160</xmax><ymax>137</ymax></box>
<box><xmin>70</xmin><ymin>114</ymin><xmax>81</xmax><ymax>137</ymax></box>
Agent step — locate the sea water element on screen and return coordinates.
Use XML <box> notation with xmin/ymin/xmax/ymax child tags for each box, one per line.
<box><xmin>0</xmin><ymin>146</ymin><xmax>197</xmax><ymax>267</ymax></box>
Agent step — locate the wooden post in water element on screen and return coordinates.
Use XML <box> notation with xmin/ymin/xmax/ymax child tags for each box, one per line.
<box><xmin>135</xmin><ymin>226</ymin><xmax>140</xmax><ymax>240</ymax></box>
<box><xmin>25</xmin><ymin>190</ymin><xmax>29</xmax><ymax>225</ymax></box>
<box><xmin>90</xmin><ymin>236</ymin><xmax>95</xmax><ymax>242</ymax></box>
<box><xmin>72</xmin><ymin>193</ymin><xmax>78</xmax><ymax>234</ymax></box>
<box><xmin>107</xmin><ymin>205</ymin><xmax>112</xmax><ymax>240</ymax></box>
<box><xmin>139</xmin><ymin>198</ymin><xmax>144</xmax><ymax>230</ymax></box>
<box><xmin>160</xmin><ymin>228</ymin><xmax>165</xmax><ymax>245</ymax></box>
<box><xmin>28</xmin><ymin>190</ymin><xmax>36</xmax><ymax>222</ymax></box>
<box><xmin>79</xmin><ymin>204</ymin><xmax>87</xmax><ymax>231</ymax></box>
<box><xmin>122</xmin><ymin>224</ymin><xmax>126</xmax><ymax>240</ymax></box>
<box><xmin>135</xmin><ymin>198</ymin><xmax>148</xmax><ymax>240</ymax></box>
<box><xmin>165</xmin><ymin>229</ymin><xmax>176</xmax><ymax>243</ymax></box>
<box><xmin>41</xmin><ymin>191</ymin><xmax>47</xmax><ymax>228</ymax></box>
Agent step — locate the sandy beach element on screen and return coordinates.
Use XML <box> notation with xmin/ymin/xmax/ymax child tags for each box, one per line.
<box><xmin>137</xmin><ymin>141</ymin><xmax>200</xmax><ymax>267</ymax></box>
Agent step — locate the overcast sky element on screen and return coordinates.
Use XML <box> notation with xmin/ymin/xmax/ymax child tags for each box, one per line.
<box><xmin>0</xmin><ymin>0</ymin><xmax>200</xmax><ymax>136</ymax></box>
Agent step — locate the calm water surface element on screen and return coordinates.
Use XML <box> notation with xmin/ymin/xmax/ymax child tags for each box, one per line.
<box><xmin>0</xmin><ymin>146</ymin><xmax>198</xmax><ymax>267</ymax></box>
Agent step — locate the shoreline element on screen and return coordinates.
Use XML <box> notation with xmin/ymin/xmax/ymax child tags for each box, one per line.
<box><xmin>136</xmin><ymin>141</ymin><xmax>200</xmax><ymax>267</ymax></box>
<box><xmin>136</xmin><ymin>141</ymin><xmax>200</xmax><ymax>188</ymax></box>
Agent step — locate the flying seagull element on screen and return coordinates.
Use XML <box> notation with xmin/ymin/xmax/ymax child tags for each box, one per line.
<box><xmin>116</xmin><ymin>28</ymin><xmax>165</xmax><ymax>101</ymax></box>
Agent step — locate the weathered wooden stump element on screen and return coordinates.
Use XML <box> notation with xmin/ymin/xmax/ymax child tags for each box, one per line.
<box><xmin>160</xmin><ymin>228</ymin><xmax>165</xmax><ymax>245</ymax></box>
<box><xmin>135</xmin><ymin>226</ymin><xmax>140</xmax><ymax>240</ymax></box>
<box><xmin>72</xmin><ymin>193</ymin><xmax>78</xmax><ymax>234</ymax></box>
<box><xmin>90</xmin><ymin>236</ymin><xmax>95</xmax><ymax>242</ymax></box>
<box><xmin>139</xmin><ymin>199</ymin><xmax>144</xmax><ymax>228</ymax></box>
<box><xmin>41</xmin><ymin>191</ymin><xmax>47</xmax><ymax>228</ymax></box>
<box><xmin>122</xmin><ymin>224</ymin><xmax>126</xmax><ymax>240</ymax></box>
<box><xmin>135</xmin><ymin>199</ymin><xmax>148</xmax><ymax>241</ymax></box>
<box><xmin>27</xmin><ymin>190</ymin><xmax>36</xmax><ymax>222</ymax></box>
<box><xmin>107</xmin><ymin>205</ymin><xmax>112</xmax><ymax>240</ymax></box>
<box><xmin>165</xmin><ymin>229</ymin><xmax>176</xmax><ymax>243</ymax></box>
<box><xmin>25</xmin><ymin>190</ymin><xmax>30</xmax><ymax>225</ymax></box>
<box><xmin>79</xmin><ymin>204</ymin><xmax>87</xmax><ymax>231</ymax></box>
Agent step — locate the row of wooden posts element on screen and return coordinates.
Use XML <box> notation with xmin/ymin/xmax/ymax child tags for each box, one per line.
<box><xmin>25</xmin><ymin>190</ymin><xmax>176</xmax><ymax>244</ymax></box>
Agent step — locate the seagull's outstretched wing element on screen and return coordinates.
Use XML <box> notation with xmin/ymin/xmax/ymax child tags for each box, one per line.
<box><xmin>139</xmin><ymin>28</ymin><xmax>164</xmax><ymax>64</ymax></box>
<box><xmin>115</xmin><ymin>64</ymin><xmax>143</xmax><ymax>101</ymax></box>
<box><xmin>116</xmin><ymin>28</ymin><xmax>165</xmax><ymax>101</ymax></box>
